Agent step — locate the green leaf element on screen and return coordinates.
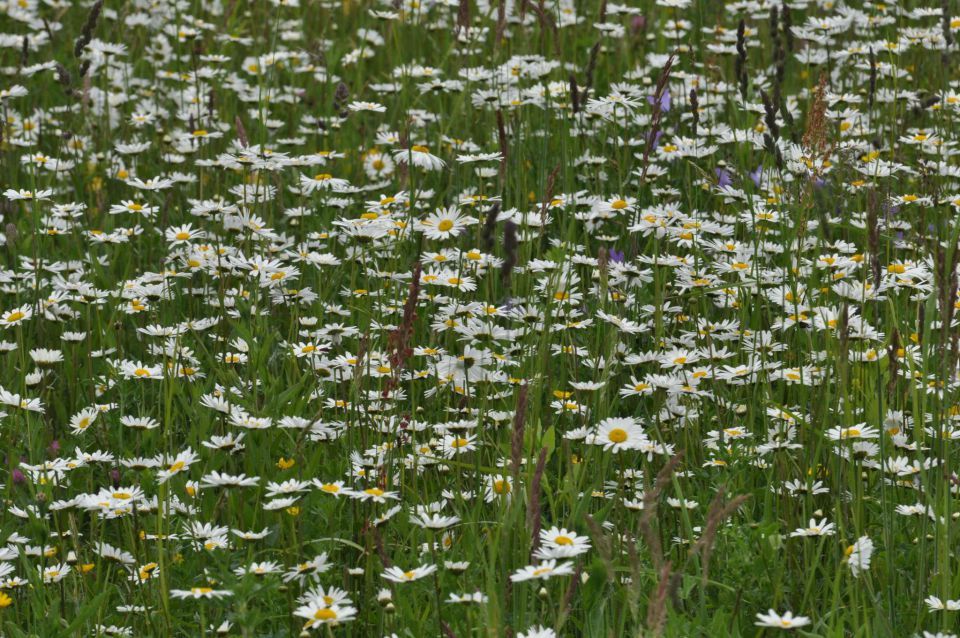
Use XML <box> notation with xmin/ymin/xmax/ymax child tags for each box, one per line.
<box><xmin>59</xmin><ymin>588</ymin><xmax>112</xmax><ymax>637</ymax></box>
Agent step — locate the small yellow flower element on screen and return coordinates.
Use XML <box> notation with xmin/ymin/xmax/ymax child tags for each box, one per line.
<box><xmin>277</xmin><ymin>457</ymin><xmax>296</xmax><ymax>470</ymax></box>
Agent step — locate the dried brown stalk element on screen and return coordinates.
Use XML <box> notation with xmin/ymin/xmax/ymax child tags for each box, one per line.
<box><xmin>638</xmin><ymin>452</ymin><xmax>683</xmax><ymax>571</ymax></box>
<box><xmin>527</xmin><ymin>447</ymin><xmax>548</xmax><ymax>559</ymax></box>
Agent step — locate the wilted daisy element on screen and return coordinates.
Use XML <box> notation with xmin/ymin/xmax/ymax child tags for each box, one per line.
<box><xmin>925</xmin><ymin>596</ymin><xmax>960</xmax><ymax>612</ymax></box>
<box><xmin>283</xmin><ymin>554</ymin><xmax>332</xmax><ymax>584</ymax></box>
<box><xmin>845</xmin><ymin>536</ymin><xmax>874</xmax><ymax>577</ymax></box>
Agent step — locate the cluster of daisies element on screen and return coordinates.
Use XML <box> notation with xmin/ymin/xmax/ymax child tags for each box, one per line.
<box><xmin>1</xmin><ymin>0</ymin><xmax>960</xmax><ymax>636</ymax></box>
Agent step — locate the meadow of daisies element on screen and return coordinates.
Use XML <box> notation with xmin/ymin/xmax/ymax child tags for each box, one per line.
<box><xmin>3</xmin><ymin>0</ymin><xmax>960</xmax><ymax>636</ymax></box>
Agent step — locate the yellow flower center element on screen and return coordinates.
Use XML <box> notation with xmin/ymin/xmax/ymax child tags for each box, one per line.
<box><xmin>607</xmin><ymin>428</ymin><xmax>628</xmax><ymax>443</ymax></box>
